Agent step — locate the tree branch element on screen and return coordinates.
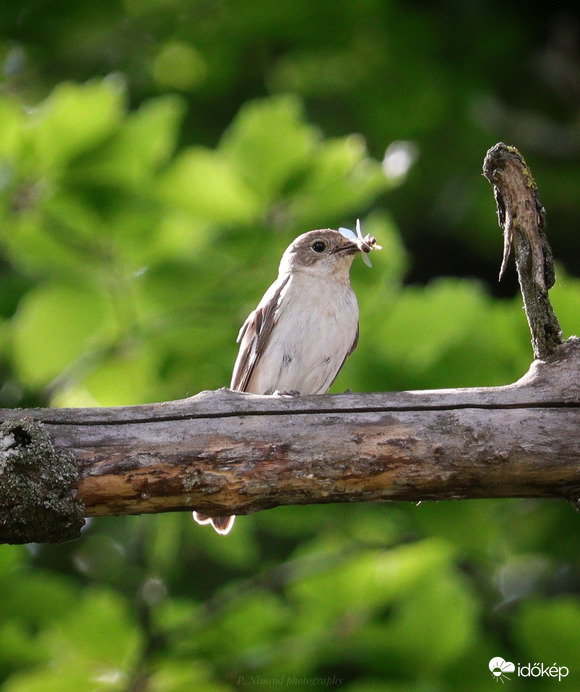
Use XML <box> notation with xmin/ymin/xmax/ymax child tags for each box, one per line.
<box><xmin>0</xmin><ymin>419</ymin><xmax>84</xmax><ymax>542</ymax></box>
<box><xmin>0</xmin><ymin>143</ymin><xmax>578</xmax><ymax>543</ymax></box>
<box><xmin>1</xmin><ymin>339</ymin><xmax>579</xmax><ymax>526</ymax></box>
<box><xmin>483</xmin><ymin>142</ymin><xmax>563</xmax><ymax>359</ymax></box>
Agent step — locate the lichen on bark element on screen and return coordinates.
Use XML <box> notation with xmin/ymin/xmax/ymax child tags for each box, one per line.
<box><xmin>0</xmin><ymin>419</ymin><xmax>85</xmax><ymax>543</ymax></box>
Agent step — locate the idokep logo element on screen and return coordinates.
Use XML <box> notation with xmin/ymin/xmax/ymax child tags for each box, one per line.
<box><xmin>489</xmin><ymin>657</ymin><xmax>569</xmax><ymax>683</ymax></box>
<box><xmin>489</xmin><ymin>657</ymin><xmax>515</xmax><ymax>682</ymax></box>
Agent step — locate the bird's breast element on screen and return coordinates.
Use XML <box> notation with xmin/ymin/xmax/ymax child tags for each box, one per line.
<box><xmin>246</xmin><ymin>274</ymin><xmax>359</xmax><ymax>395</ymax></box>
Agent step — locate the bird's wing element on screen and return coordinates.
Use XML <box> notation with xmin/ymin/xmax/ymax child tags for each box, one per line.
<box><xmin>230</xmin><ymin>274</ymin><xmax>291</xmax><ymax>392</ymax></box>
<box><xmin>348</xmin><ymin>322</ymin><xmax>359</xmax><ymax>358</ymax></box>
<box><xmin>326</xmin><ymin>322</ymin><xmax>359</xmax><ymax>391</ymax></box>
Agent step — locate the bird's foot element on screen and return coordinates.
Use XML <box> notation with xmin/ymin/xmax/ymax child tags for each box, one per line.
<box><xmin>273</xmin><ymin>389</ymin><xmax>301</xmax><ymax>397</ymax></box>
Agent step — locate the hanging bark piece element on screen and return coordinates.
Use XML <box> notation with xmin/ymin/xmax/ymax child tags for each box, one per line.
<box><xmin>483</xmin><ymin>142</ymin><xmax>563</xmax><ymax>359</ymax></box>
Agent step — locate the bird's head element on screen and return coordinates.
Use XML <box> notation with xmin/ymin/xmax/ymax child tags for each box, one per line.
<box><xmin>279</xmin><ymin>228</ymin><xmax>378</xmax><ymax>280</ymax></box>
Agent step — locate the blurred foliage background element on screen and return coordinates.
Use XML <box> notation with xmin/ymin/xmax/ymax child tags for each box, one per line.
<box><xmin>0</xmin><ymin>1</ymin><xmax>579</xmax><ymax>690</ymax></box>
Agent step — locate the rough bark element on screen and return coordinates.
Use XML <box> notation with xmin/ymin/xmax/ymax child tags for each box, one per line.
<box><xmin>1</xmin><ymin>338</ymin><xmax>579</xmax><ymax>524</ymax></box>
<box><xmin>483</xmin><ymin>142</ymin><xmax>563</xmax><ymax>358</ymax></box>
<box><xmin>0</xmin><ymin>419</ymin><xmax>84</xmax><ymax>542</ymax></box>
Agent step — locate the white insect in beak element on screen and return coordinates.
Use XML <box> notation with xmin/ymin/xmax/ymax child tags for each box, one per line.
<box><xmin>338</xmin><ymin>219</ymin><xmax>382</xmax><ymax>267</ymax></box>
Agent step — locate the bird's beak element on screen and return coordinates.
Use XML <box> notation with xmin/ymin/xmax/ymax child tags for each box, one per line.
<box><xmin>331</xmin><ymin>241</ymin><xmax>361</xmax><ymax>256</ymax></box>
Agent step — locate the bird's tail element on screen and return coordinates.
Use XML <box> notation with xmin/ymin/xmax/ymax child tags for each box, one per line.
<box><xmin>193</xmin><ymin>512</ymin><xmax>236</xmax><ymax>535</ymax></box>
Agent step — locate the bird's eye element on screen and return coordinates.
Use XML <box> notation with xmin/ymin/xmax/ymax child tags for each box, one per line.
<box><xmin>312</xmin><ymin>240</ymin><xmax>326</xmax><ymax>253</ymax></box>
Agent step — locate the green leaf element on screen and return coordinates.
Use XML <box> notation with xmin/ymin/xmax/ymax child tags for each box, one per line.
<box><xmin>0</xmin><ymin>570</ymin><xmax>79</xmax><ymax>625</ymax></box>
<box><xmin>0</xmin><ymin>589</ymin><xmax>142</xmax><ymax>691</ymax></box>
<box><xmin>550</xmin><ymin>268</ymin><xmax>580</xmax><ymax>340</ymax></box>
<box><xmin>41</xmin><ymin>588</ymin><xmax>142</xmax><ymax>669</ymax></box>
<box><xmin>197</xmin><ymin>591</ymin><xmax>288</xmax><ymax>660</ymax></box>
<box><xmin>220</xmin><ymin>94</ymin><xmax>317</xmax><ymax>200</ymax></box>
<box><xmin>514</xmin><ymin>597</ymin><xmax>580</xmax><ymax>671</ymax></box>
<box><xmin>10</xmin><ymin>281</ymin><xmax>114</xmax><ymax>387</ymax></box>
<box><xmin>0</xmin><ymin>96</ymin><xmax>24</xmax><ymax>161</ymax></box>
<box><xmin>369</xmin><ymin>562</ymin><xmax>478</xmax><ymax>671</ymax></box>
<box><xmin>0</xmin><ymin>621</ymin><xmax>48</xmax><ymax>671</ymax></box>
<box><xmin>2</xmin><ymin>201</ymin><xmax>104</xmax><ymax>276</ymax></box>
<box><xmin>289</xmin><ymin>539</ymin><xmax>456</xmax><ymax>632</ymax></box>
<box><xmin>28</xmin><ymin>78</ymin><xmax>125</xmax><ymax>173</ymax></box>
<box><xmin>378</xmin><ymin>278</ymin><xmax>529</xmax><ymax>388</ymax></box>
<box><xmin>287</xmin><ymin>135</ymin><xmax>389</xmax><ymax>224</ymax></box>
<box><xmin>0</xmin><ymin>545</ymin><xmax>26</xmax><ymax>576</ymax></box>
<box><xmin>73</xmin><ymin>94</ymin><xmax>186</xmax><ymax>188</ymax></box>
<box><xmin>153</xmin><ymin>41</ymin><xmax>208</xmax><ymax>91</ymax></box>
<box><xmin>148</xmin><ymin>659</ymin><xmax>233</xmax><ymax>692</ymax></box>
<box><xmin>158</xmin><ymin>147</ymin><xmax>262</xmax><ymax>223</ymax></box>
<box><xmin>2</xmin><ymin>668</ymin><xmax>115</xmax><ymax>692</ymax></box>
<box><xmin>54</xmin><ymin>340</ymin><xmax>160</xmax><ymax>407</ymax></box>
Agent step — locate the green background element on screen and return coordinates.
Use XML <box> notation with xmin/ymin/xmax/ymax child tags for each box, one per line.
<box><xmin>0</xmin><ymin>1</ymin><xmax>579</xmax><ymax>690</ymax></box>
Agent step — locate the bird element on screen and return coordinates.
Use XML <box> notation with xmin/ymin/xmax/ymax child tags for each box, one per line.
<box><xmin>193</xmin><ymin>226</ymin><xmax>380</xmax><ymax>535</ymax></box>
